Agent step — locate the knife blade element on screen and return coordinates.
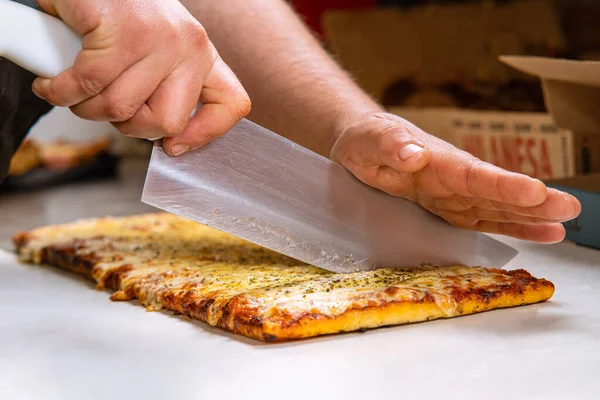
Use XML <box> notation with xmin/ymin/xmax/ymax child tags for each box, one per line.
<box><xmin>0</xmin><ymin>0</ymin><xmax>518</xmax><ymax>273</ymax></box>
<box><xmin>142</xmin><ymin>120</ymin><xmax>518</xmax><ymax>273</ymax></box>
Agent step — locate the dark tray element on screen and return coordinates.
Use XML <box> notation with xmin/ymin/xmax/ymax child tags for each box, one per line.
<box><xmin>0</xmin><ymin>152</ymin><xmax>120</xmax><ymax>194</ymax></box>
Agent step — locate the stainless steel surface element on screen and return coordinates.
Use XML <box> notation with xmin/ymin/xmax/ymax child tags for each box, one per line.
<box><xmin>1</xmin><ymin>237</ymin><xmax>599</xmax><ymax>400</ymax></box>
<box><xmin>0</xmin><ymin>159</ymin><xmax>155</xmax><ymax>251</ymax></box>
<box><xmin>143</xmin><ymin>119</ymin><xmax>517</xmax><ymax>273</ymax></box>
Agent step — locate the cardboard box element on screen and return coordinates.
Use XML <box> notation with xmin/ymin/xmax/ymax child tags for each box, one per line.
<box><xmin>499</xmin><ymin>56</ymin><xmax>600</xmax><ymax>249</ymax></box>
<box><xmin>389</xmin><ymin>107</ymin><xmax>575</xmax><ymax>181</ymax></box>
<box><xmin>500</xmin><ymin>56</ymin><xmax>600</xmax><ymax>175</ymax></box>
<box><xmin>322</xmin><ymin>0</ymin><xmax>566</xmax><ymax>100</ymax></box>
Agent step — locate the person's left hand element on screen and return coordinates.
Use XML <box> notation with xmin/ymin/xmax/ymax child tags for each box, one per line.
<box><xmin>330</xmin><ymin>112</ymin><xmax>581</xmax><ymax>243</ymax></box>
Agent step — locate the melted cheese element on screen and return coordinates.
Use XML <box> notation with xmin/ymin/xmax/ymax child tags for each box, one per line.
<box><xmin>15</xmin><ymin>213</ymin><xmax>554</xmax><ymax>341</ymax></box>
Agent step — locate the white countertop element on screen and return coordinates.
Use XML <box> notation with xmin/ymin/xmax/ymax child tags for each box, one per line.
<box><xmin>1</xmin><ymin>234</ymin><xmax>599</xmax><ymax>400</ymax></box>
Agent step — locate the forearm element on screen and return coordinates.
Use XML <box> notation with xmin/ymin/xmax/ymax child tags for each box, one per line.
<box><xmin>182</xmin><ymin>0</ymin><xmax>382</xmax><ymax>157</ymax></box>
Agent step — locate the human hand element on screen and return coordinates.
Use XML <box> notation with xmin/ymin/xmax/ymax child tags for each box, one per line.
<box><xmin>31</xmin><ymin>0</ymin><xmax>250</xmax><ymax>156</ymax></box>
<box><xmin>330</xmin><ymin>112</ymin><xmax>581</xmax><ymax>243</ymax></box>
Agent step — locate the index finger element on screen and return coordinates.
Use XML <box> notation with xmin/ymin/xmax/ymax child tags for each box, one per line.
<box><xmin>162</xmin><ymin>57</ymin><xmax>251</xmax><ymax>155</ymax></box>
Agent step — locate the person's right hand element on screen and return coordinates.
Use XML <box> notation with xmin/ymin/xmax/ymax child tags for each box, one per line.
<box><xmin>31</xmin><ymin>0</ymin><xmax>251</xmax><ymax>156</ymax></box>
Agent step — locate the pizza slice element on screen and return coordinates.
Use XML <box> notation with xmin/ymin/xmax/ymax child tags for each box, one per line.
<box><xmin>8</xmin><ymin>140</ymin><xmax>41</xmax><ymax>176</ymax></box>
<box><xmin>38</xmin><ymin>138</ymin><xmax>111</xmax><ymax>170</ymax></box>
<box><xmin>13</xmin><ymin>213</ymin><xmax>555</xmax><ymax>342</ymax></box>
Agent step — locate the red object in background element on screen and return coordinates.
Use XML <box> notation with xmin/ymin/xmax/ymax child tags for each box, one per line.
<box><xmin>289</xmin><ymin>0</ymin><xmax>376</xmax><ymax>37</ymax></box>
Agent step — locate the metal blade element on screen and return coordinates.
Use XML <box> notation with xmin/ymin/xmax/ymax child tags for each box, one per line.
<box><xmin>142</xmin><ymin>118</ymin><xmax>518</xmax><ymax>273</ymax></box>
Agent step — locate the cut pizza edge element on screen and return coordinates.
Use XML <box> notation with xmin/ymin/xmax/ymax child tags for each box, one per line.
<box><xmin>12</xmin><ymin>228</ymin><xmax>555</xmax><ymax>342</ymax></box>
<box><xmin>229</xmin><ymin>277</ymin><xmax>555</xmax><ymax>342</ymax></box>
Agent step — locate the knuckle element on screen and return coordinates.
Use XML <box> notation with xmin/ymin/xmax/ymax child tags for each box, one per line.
<box><xmin>76</xmin><ymin>73</ymin><xmax>106</xmax><ymax>97</ymax></box>
<box><xmin>187</xmin><ymin>24</ymin><xmax>210</xmax><ymax>50</ymax></box>
<box><xmin>162</xmin><ymin>25</ymin><xmax>181</xmax><ymax>48</ymax></box>
<box><xmin>379</xmin><ymin>124</ymin><xmax>406</xmax><ymax>143</ymax></box>
<box><xmin>159</xmin><ymin>117</ymin><xmax>187</xmax><ymax>137</ymax></box>
<box><xmin>464</xmin><ymin>160</ymin><xmax>484</xmax><ymax>197</ymax></box>
<box><xmin>498</xmin><ymin>210</ymin><xmax>511</xmax><ymax>223</ymax></box>
<box><xmin>223</xmin><ymin>86</ymin><xmax>251</xmax><ymax>122</ymax></box>
<box><xmin>490</xmin><ymin>200</ymin><xmax>504</xmax><ymax>210</ymax></box>
<box><xmin>447</xmin><ymin>197</ymin><xmax>472</xmax><ymax>212</ymax></box>
<box><xmin>105</xmin><ymin>101</ymin><xmax>138</xmax><ymax>121</ymax></box>
<box><xmin>377</xmin><ymin>125</ymin><xmax>401</xmax><ymax>155</ymax></box>
<box><xmin>233</xmin><ymin>93</ymin><xmax>252</xmax><ymax>119</ymax></box>
<box><xmin>372</xmin><ymin>112</ymin><xmax>392</xmax><ymax>121</ymax></box>
<box><xmin>459</xmin><ymin>202</ymin><xmax>473</xmax><ymax>213</ymax></box>
<box><xmin>495</xmin><ymin>174</ymin><xmax>507</xmax><ymax>203</ymax></box>
<box><xmin>379</xmin><ymin>124</ymin><xmax>419</xmax><ymax>159</ymax></box>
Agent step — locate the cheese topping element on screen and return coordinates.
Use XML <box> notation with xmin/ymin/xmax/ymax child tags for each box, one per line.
<box><xmin>14</xmin><ymin>213</ymin><xmax>554</xmax><ymax>341</ymax></box>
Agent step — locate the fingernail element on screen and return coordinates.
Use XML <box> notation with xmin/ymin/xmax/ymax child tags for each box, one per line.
<box><xmin>31</xmin><ymin>84</ymin><xmax>44</xmax><ymax>100</ymax></box>
<box><xmin>170</xmin><ymin>144</ymin><xmax>190</xmax><ymax>156</ymax></box>
<box><xmin>398</xmin><ymin>144</ymin><xmax>425</xmax><ymax>160</ymax></box>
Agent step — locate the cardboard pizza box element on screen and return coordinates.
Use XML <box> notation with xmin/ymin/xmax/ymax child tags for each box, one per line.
<box><xmin>500</xmin><ymin>56</ymin><xmax>600</xmax><ymax>177</ymax></box>
<box><xmin>500</xmin><ymin>56</ymin><xmax>600</xmax><ymax>249</ymax></box>
<box><xmin>389</xmin><ymin>107</ymin><xmax>575</xmax><ymax>181</ymax></box>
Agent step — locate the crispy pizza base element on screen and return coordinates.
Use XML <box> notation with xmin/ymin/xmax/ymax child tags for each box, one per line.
<box><xmin>13</xmin><ymin>213</ymin><xmax>555</xmax><ymax>342</ymax></box>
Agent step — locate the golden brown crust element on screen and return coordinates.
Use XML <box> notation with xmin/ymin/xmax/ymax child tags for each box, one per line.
<box><xmin>221</xmin><ymin>270</ymin><xmax>554</xmax><ymax>341</ymax></box>
<box><xmin>12</xmin><ymin>213</ymin><xmax>556</xmax><ymax>342</ymax></box>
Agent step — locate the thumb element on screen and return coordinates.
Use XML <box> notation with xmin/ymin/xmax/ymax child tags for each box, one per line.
<box><xmin>36</xmin><ymin>0</ymin><xmax>102</xmax><ymax>34</ymax></box>
<box><xmin>35</xmin><ymin>0</ymin><xmax>59</xmax><ymax>17</ymax></box>
<box><xmin>376</xmin><ymin>124</ymin><xmax>430</xmax><ymax>173</ymax></box>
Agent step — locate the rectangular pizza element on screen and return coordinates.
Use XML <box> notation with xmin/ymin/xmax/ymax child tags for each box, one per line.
<box><xmin>13</xmin><ymin>213</ymin><xmax>555</xmax><ymax>342</ymax></box>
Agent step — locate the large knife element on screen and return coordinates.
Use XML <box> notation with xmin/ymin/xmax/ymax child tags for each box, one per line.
<box><xmin>0</xmin><ymin>0</ymin><xmax>518</xmax><ymax>273</ymax></box>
